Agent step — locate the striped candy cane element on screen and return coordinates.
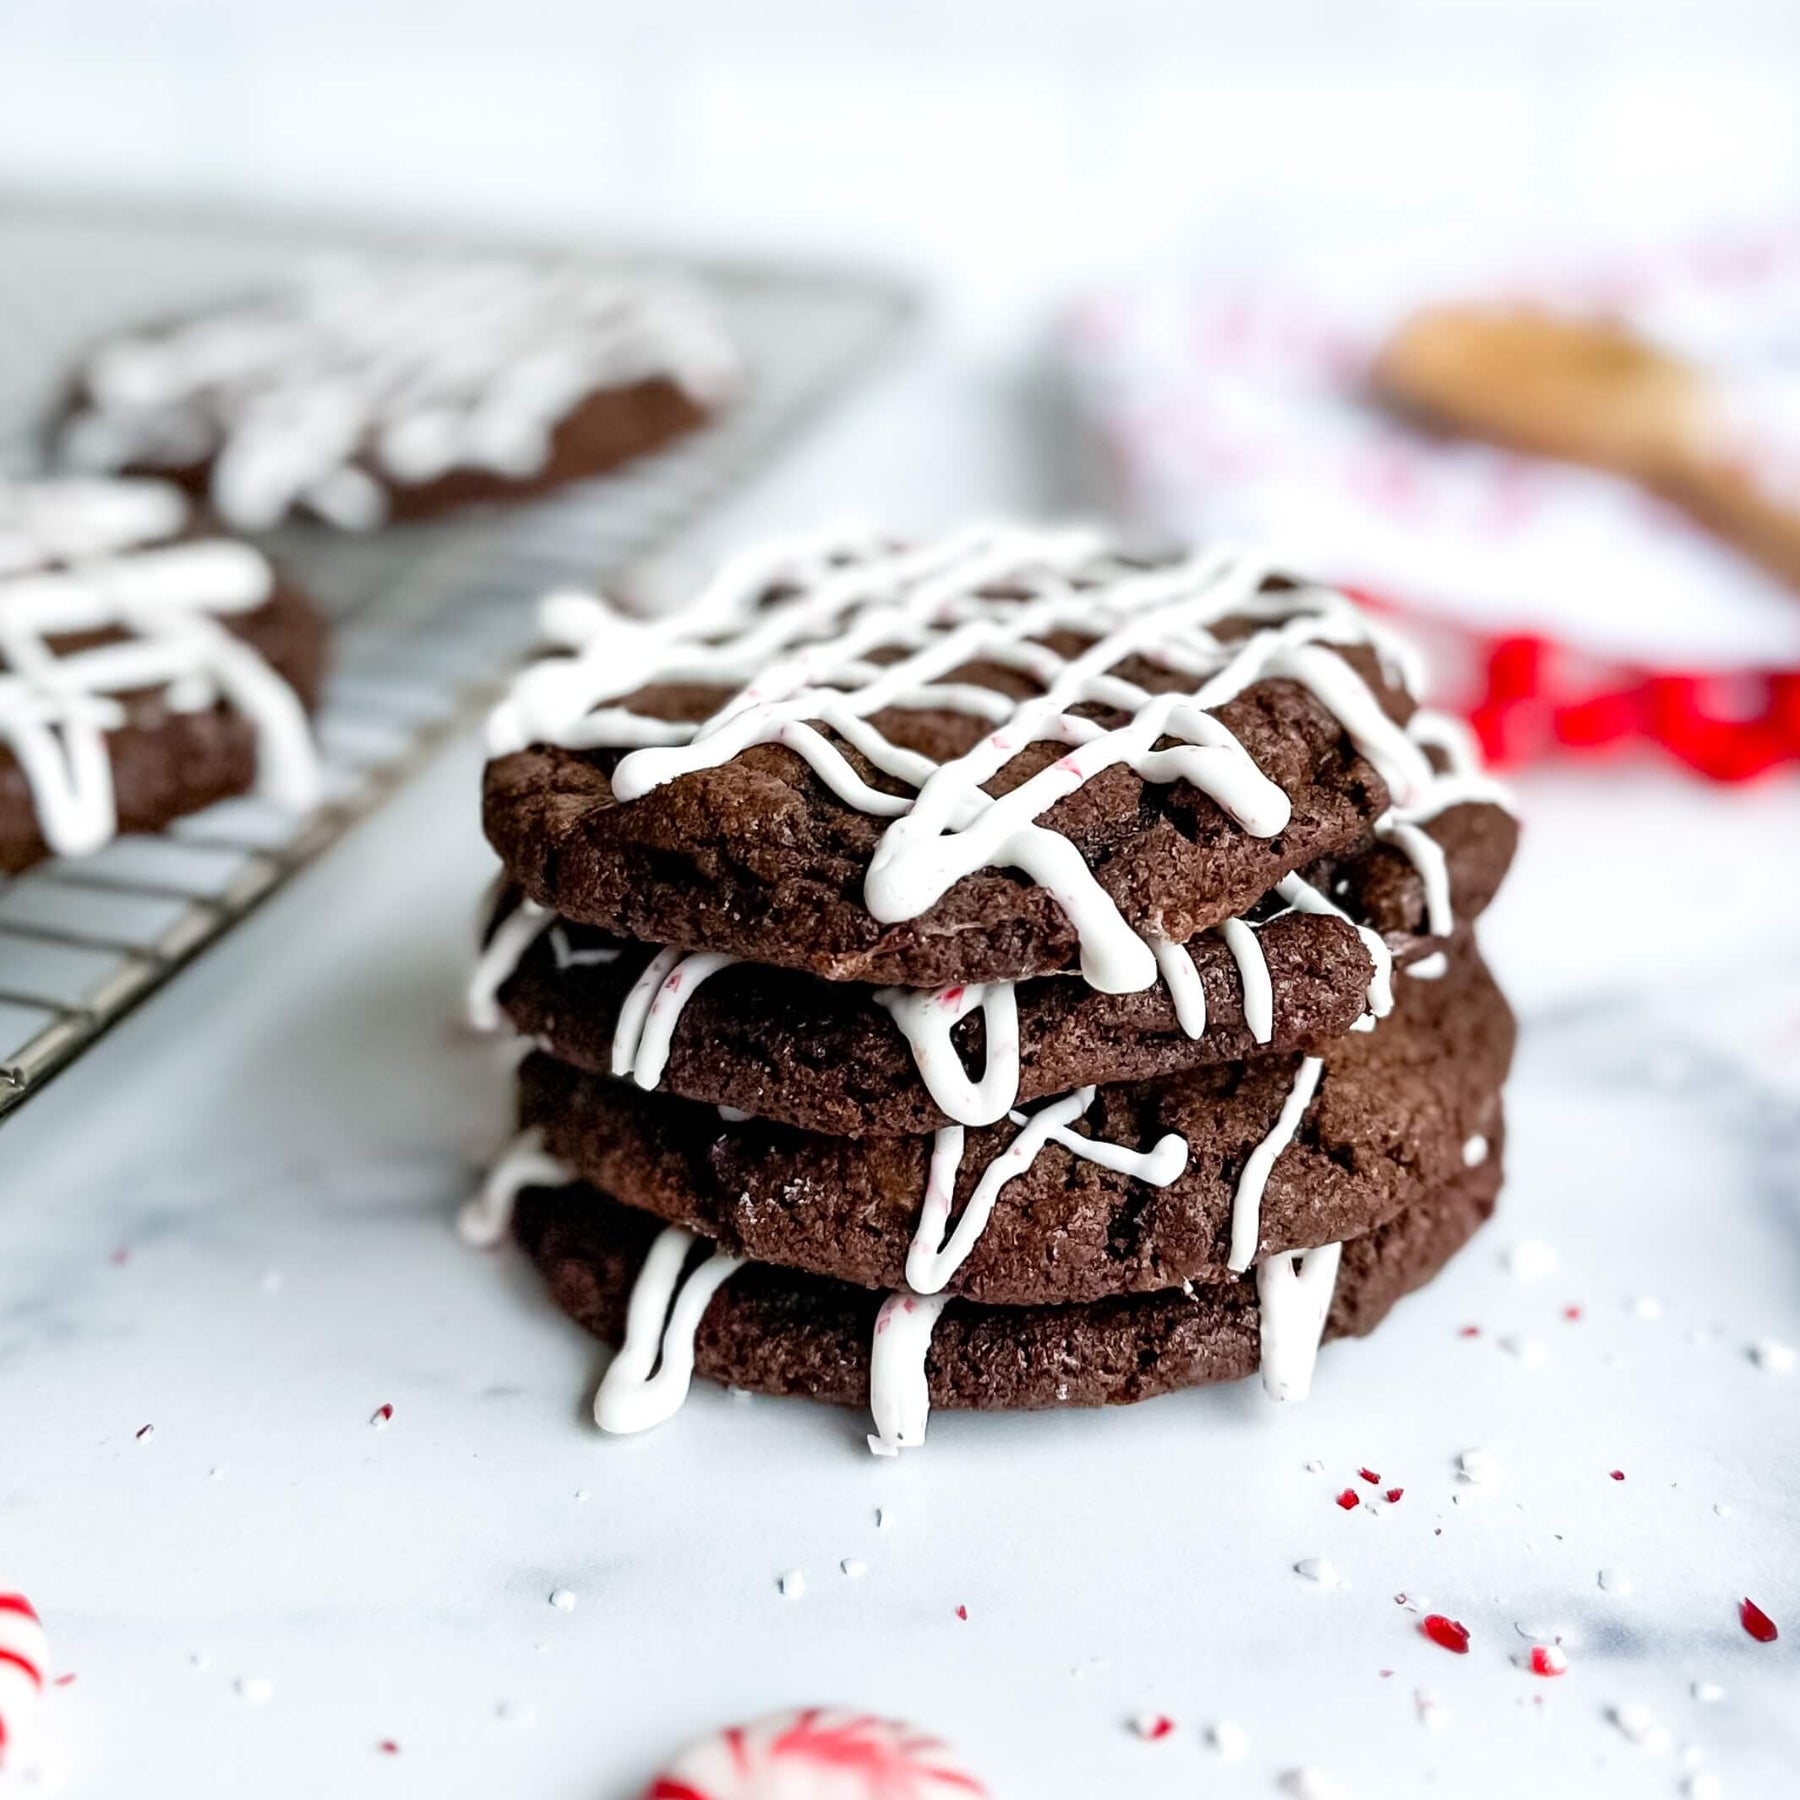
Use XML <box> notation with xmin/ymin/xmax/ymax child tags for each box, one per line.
<box><xmin>0</xmin><ymin>1594</ymin><xmax>47</xmax><ymax>1767</ymax></box>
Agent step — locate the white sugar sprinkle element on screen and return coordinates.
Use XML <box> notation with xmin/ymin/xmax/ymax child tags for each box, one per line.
<box><xmin>235</xmin><ymin>1677</ymin><xmax>274</xmax><ymax>1705</ymax></box>
<box><xmin>1506</xmin><ymin>1239</ymin><xmax>1558</xmax><ymax>1281</ymax></box>
<box><xmin>1462</xmin><ymin>1133</ymin><xmax>1489</xmax><ymax>1168</ymax></box>
<box><xmin>1684</xmin><ymin>1774</ymin><xmax>1723</xmax><ymax>1800</ymax></box>
<box><xmin>1631</xmin><ymin>1295</ymin><xmax>1664</xmax><ymax>1322</ymax></box>
<box><xmin>1609</xmin><ymin>1703</ymin><xmax>1671</xmax><ymax>1752</ymax></box>
<box><xmin>1207</xmin><ymin>1719</ymin><xmax>1250</xmax><ymax>1761</ymax></box>
<box><xmin>1458</xmin><ymin>1447</ymin><xmax>1502</xmax><ymax>1485</ymax></box>
<box><xmin>778</xmin><ymin>1569</ymin><xmax>806</xmax><ymax>1599</ymax></box>
<box><xmin>1304</xmin><ymin>1459</ymin><xmax>1325</xmax><ymax>1474</ymax></box>
<box><xmin>1598</xmin><ymin>1568</ymin><xmax>1634</xmax><ymax>1596</ymax></box>
<box><xmin>1692</xmin><ymin>1680</ymin><xmax>1724</xmax><ymax>1703</ymax></box>
<box><xmin>1415</xmin><ymin>1689</ymin><xmax>1449</xmax><ymax>1731</ymax></box>
<box><xmin>1294</xmin><ymin>1556</ymin><xmax>1340</xmax><ymax>1586</ymax></box>
<box><xmin>547</xmin><ymin>1588</ymin><xmax>576</xmax><ymax>1612</ymax></box>
<box><xmin>840</xmin><ymin>1558</ymin><xmax>867</xmax><ymax>1579</ymax></box>
<box><xmin>1499</xmin><ymin>1333</ymin><xmax>1550</xmax><ymax>1366</ymax></box>
<box><xmin>1278</xmin><ymin>1769</ymin><xmax>1348</xmax><ymax>1800</ymax></box>
<box><xmin>1713</xmin><ymin>1502</ymin><xmax>1732</xmax><ymax>1518</ymax></box>
<box><xmin>1749</xmin><ymin>1339</ymin><xmax>1795</xmax><ymax>1373</ymax></box>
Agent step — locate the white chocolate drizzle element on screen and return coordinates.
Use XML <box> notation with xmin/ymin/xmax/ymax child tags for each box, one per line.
<box><xmin>907</xmin><ymin>1086</ymin><xmax>1188</xmax><ymax>1295</ymax></box>
<box><xmin>874</xmin><ymin>980</ymin><xmax>1020</xmax><ymax>1126</ymax></box>
<box><xmin>466</xmin><ymin>896</ymin><xmax>553</xmax><ymax>1031</ymax></box>
<box><xmin>460</xmin><ymin>1127</ymin><xmax>571</xmax><ymax>1248</ymax></box>
<box><xmin>1221</xmin><ymin>916</ymin><xmax>1275</xmax><ymax>1043</ymax></box>
<box><xmin>610</xmin><ymin>947</ymin><xmax>740</xmax><ymax>1090</ymax></box>
<box><xmin>60</xmin><ymin>258</ymin><xmax>743</xmax><ymax>531</ymax></box>
<box><xmin>1257</xmin><ymin>1242</ymin><xmax>1343</xmax><ymax>1401</ymax></box>
<box><xmin>0</xmin><ymin>477</ymin><xmax>319</xmax><ymax>858</ymax></box>
<box><xmin>867</xmin><ymin>1290</ymin><xmax>955</xmax><ymax>1455</ymax></box>
<box><xmin>1228</xmin><ymin>1055</ymin><xmax>1325</xmax><ymax>1273</ymax></box>
<box><xmin>488</xmin><ymin>525</ymin><xmax>1437</xmax><ymax>997</ymax></box>
<box><xmin>595</xmin><ymin>1225</ymin><xmax>743</xmax><ymax>1434</ymax></box>
<box><xmin>1407</xmin><ymin>951</ymin><xmax>1449</xmax><ymax>980</ymax></box>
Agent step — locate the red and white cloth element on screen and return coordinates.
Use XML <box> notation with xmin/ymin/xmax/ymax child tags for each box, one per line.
<box><xmin>1063</xmin><ymin>226</ymin><xmax>1800</xmax><ymax>779</ymax></box>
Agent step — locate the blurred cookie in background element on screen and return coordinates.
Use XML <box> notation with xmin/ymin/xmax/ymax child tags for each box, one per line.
<box><xmin>52</xmin><ymin>257</ymin><xmax>743</xmax><ymax>532</ymax></box>
<box><xmin>0</xmin><ymin>476</ymin><xmax>325</xmax><ymax>874</ymax></box>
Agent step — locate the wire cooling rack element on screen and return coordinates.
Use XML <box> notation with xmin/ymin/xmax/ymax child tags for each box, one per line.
<box><xmin>0</xmin><ymin>195</ymin><xmax>916</xmax><ymax>1122</ymax></box>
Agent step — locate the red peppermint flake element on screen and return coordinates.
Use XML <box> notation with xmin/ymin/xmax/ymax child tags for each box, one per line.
<box><xmin>1358</xmin><ymin>1467</ymin><xmax>1381</xmax><ymax>1485</ymax></box>
<box><xmin>109</xmin><ymin>1247</ymin><xmax>131</xmax><ymax>1267</ymax></box>
<box><xmin>1457</xmin><ymin>1325</ymin><xmax>1482</xmax><ymax>1338</ymax></box>
<box><xmin>1334</xmin><ymin>1487</ymin><xmax>1361</xmax><ymax>1511</ymax></box>
<box><xmin>1563</xmin><ymin>1305</ymin><xmax>1583</xmax><ymax>1321</ymax></box>
<box><xmin>1379</xmin><ymin>1668</ymin><xmax>1394</xmax><ymax>1678</ymax></box>
<box><xmin>1131</xmin><ymin>1713</ymin><xmax>1176</xmax><ymax>1741</ymax></box>
<box><xmin>1609</xmin><ymin>1469</ymin><xmax>1626</xmax><ymax>1482</ymax></box>
<box><xmin>52</xmin><ymin>1672</ymin><xmax>77</xmax><ymax>1687</ymax></box>
<box><xmin>954</xmin><ymin>1605</ymin><xmax>968</xmax><ymax>1622</ymax></box>
<box><xmin>1740</xmin><ymin>1597</ymin><xmax>1779</xmax><ymax>1643</ymax></box>
<box><xmin>370</xmin><ymin>1404</ymin><xmax>393</xmax><ymax>1428</ymax></box>
<box><xmin>1420</xmin><ymin>1614</ymin><xmax>1471</xmax><ymax>1655</ymax></box>
<box><xmin>1385</xmin><ymin>1487</ymin><xmax>1405</xmax><ymax>1504</ymax></box>
<box><xmin>377</xmin><ymin>1739</ymin><xmax>400</xmax><ymax>1755</ymax></box>
<box><xmin>1527</xmin><ymin>1646</ymin><xmax>1568</xmax><ymax>1677</ymax></box>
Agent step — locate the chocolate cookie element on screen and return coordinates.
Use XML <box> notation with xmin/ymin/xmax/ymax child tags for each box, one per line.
<box><xmin>513</xmin><ymin>945</ymin><xmax>1513</xmax><ymax>1306</ymax></box>
<box><xmin>478</xmin><ymin>790</ymin><xmax>1514</xmax><ymax>1134</ymax></box>
<box><xmin>54</xmin><ymin>258</ymin><xmax>740</xmax><ymax>531</ymax></box>
<box><xmin>0</xmin><ymin>477</ymin><xmax>326</xmax><ymax>875</ymax></box>
<box><xmin>511</xmin><ymin>1142</ymin><xmax>1502</xmax><ymax>1418</ymax></box>
<box><xmin>482</xmin><ymin>527</ymin><xmax>1513</xmax><ymax>990</ymax></box>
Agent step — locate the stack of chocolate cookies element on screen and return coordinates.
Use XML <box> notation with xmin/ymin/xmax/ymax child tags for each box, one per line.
<box><xmin>469</xmin><ymin>525</ymin><xmax>1517</xmax><ymax>1451</ymax></box>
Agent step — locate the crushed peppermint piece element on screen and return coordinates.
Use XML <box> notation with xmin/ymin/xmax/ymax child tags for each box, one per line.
<box><xmin>235</xmin><ymin>1677</ymin><xmax>274</xmax><ymax>1705</ymax></box>
<box><xmin>1507</xmin><ymin>1239</ymin><xmax>1558</xmax><ymax>1281</ymax></box>
<box><xmin>1304</xmin><ymin>1459</ymin><xmax>1324</xmax><ymax>1474</ymax></box>
<box><xmin>1385</xmin><ymin>1487</ymin><xmax>1404</xmax><ymax>1503</ymax></box>
<box><xmin>840</xmin><ymin>1559</ymin><xmax>867</xmax><ymax>1579</ymax></box>
<box><xmin>1357</xmin><ymin>1466</ymin><xmax>1381</xmax><ymax>1485</ymax></box>
<box><xmin>1610</xmin><ymin>1469</ymin><xmax>1627</xmax><ymax>1481</ymax></box>
<box><xmin>954</xmin><ymin>1604</ymin><xmax>968</xmax><ymax>1621</ymax></box>
<box><xmin>1563</xmin><ymin>1304</ymin><xmax>1583</xmax><ymax>1321</ymax></box>
<box><xmin>1597</xmin><ymin>1568</ymin><xmax>1634</xmax><ymax>1596</ymax></box>
<box><xmin>1207</xmin><ymin>1719</ymin><xmax>1250</xmax><ymax>1761</ymax></box>
<box><xmin>1749</xmin><ymin>1339</ymin><xmax>1796</xmax><ymax>1373</ymax></box>
<box><xmin>1421</xmin><ymin>1614</ymin><xmax>1470</xmax><ymax>1654</ymax></box>
<box><xmin>1334</xmin><ymin>1488</ymin><xmax>1360</xmax><ymax>1511</ymax></box>
<box><xmin>1130</xmin><ymin>1713</ymin><xmax>1176</xmax><ymax>1741</ymax></box>
<box><xmin>1498</xmin><ymin>1333</ymin><xmax>1549</xmax><ymax>1365</ymax></box>
<box><xmin>369</xmin><ymin>1404</ymin><xmax>393</xmax><ymax>1428</ymax></box>
<box><xmin>1609</xmin><ymin>1703</ymin><xmax>1670</xmax><ymax>1752</ymax></box>
<box><xmin>777</xmin><ymin>1571</ymin><xmax>806</xmax><ymax>1600</ymax></box>
<box><xmin>1294</xmin><ymin>1557</ymin><xmax>1340</xmax><ymax>1586</ymax></box>
<box><xmin>1524</xmin><ymin>1645</ymin><xmax>1568</xmax><ymax>1677</ymax></box>
<box><xmin>547</xmin><ymin>1588</ymin><xmax>576</xmax><ymax>1612</ymax></box>
<box><xmin>1739</xmin><ymin>1597</ymin><xmax>1778</xmax><ymax>1643</ymax></box>
<box><xmin>1692</xmin><ymin>1681</ymin><xmax>1724</xmax><ymax>1703</ymax></box>
<box><xmin>1457</xmin><ymin>1324</ymin><xmax>1481</xmax><ymax>1338</ymax></box>
<box><xmin>1713</xmin><ymin>1503</ymin><xmax>1731</xmax><ymax>1517</ymax></box>
<box><xmin>377</xmin><ymin>1740</ymin><xmax>400</xmax><ymax>1756</ymax></box>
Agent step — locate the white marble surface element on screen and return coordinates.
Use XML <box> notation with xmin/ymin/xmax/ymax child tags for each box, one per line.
<box><xmin>3</xmin><ymin>350</ymin><xmax>1799</xmax><ymax>1799</ymax></box>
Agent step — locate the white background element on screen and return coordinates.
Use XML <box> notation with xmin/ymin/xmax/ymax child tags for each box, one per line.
<box><xmin>2</xmin><ymin>7</ymin><xmax>1799</xmax><ymax>1799</ymax></box>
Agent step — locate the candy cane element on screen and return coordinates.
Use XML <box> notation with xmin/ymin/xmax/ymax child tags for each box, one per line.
<box><xmin>0</xmin><ymin>1594</ymin><xmax>47</xmax><ymax>1767</ymax></box>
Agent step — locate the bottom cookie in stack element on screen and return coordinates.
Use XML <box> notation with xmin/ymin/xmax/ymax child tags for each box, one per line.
<box><xmin>475</xmin><ymin>946</ymin><xmax>1512</xmax><ymax>1451</ymax></box>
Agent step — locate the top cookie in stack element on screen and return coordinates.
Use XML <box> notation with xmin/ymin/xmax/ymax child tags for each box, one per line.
<box><xmin>471</xmin><ymin>524</ymin><xmax>1517</xmax><ymax>1451</ymax></box>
